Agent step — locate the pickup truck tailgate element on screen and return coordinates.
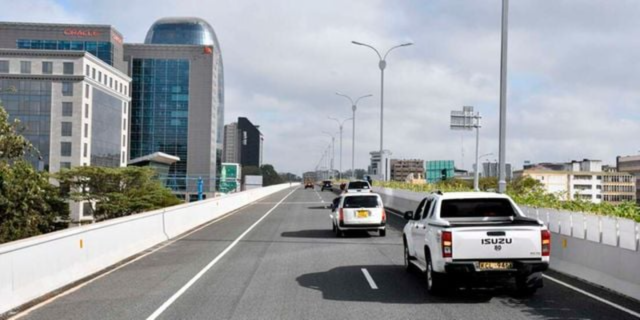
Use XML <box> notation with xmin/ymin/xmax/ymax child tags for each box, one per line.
<box><xmin>452</xmin><ymin>227</ymin><xmax>542</xmax><ymax>260</ymax></box>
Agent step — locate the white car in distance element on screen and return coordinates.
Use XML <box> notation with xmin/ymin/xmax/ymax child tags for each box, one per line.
<box><xmin>330</xmin><ymin>193</ymin><xmax>386</xmax><ymax>237</ymax></box>
<box><xmin>343</xmin><ymin>180</ymin><xmax>372</xmax><ymax>193</ymax></box>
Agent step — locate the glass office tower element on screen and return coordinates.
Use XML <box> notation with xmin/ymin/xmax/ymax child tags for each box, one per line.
<box><xmin>126</xmin><ymin>17</ymin><xmax>223</xmax><ymax>199</ymax></box>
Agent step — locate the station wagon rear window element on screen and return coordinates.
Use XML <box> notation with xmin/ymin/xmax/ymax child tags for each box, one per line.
<box><xmin>343</xmin><ymin>196</ymin><xmax>380</xmax><ymax>208</ymax></box>
<box><xmin>440</xmin><ymin>199</ymin><xmax>516</xmax><ymax>218</ymax></box>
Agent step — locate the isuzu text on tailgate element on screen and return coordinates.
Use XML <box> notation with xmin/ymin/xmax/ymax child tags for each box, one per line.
<box><xmin>402</xmin><ymin>192</ymin><xmax>550</xmax><ymax>295</ymax></box>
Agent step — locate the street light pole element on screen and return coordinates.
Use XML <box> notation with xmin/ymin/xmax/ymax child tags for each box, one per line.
<box><xmin>498</xmin><ymin>0</ymin><xmax>509</xmax><ymax>193</ymax></box>
<box><xmin>351</xmin><ymin>41</ymin><xmax>413</xmax><ymax>181</ymax></box>
<box><xmin>335</xmin><ymin>94</ymin><xmax>371</xmax><ymax>180</ymax></box>
<box><xmin>328</xmin><ymin>116</ymin><xmax>353</xmax><ymax>181</ymax></box>
<box><xmin>322</xmin><ymin>131</ymin><xmax>336</xmax><ymax>179</ymax></box>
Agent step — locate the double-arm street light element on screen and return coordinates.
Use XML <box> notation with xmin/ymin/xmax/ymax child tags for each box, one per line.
<box><xmin>334</xmin><ymin>93</ymin><xmax>371</xmax><ymax>180</ymax></box>
<box><xmin>351</xmin><ymin>41</ymin><xmax>413</xmax><ymax>181</ymax></box>
<box><xmin>327</xmin><ymin>116</ymin><xmax>352</xmax><ymax>180</ymax></box>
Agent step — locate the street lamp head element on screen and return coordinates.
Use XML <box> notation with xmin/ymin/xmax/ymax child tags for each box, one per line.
<box><xmin>351</xmin><ymin>41</ymin><xmax>364</xmax><ymax>45</ymax></box>
<box><xmin>401</xmin><ymin>42</ymin><xmax>414</xmax><ymax>47</ymax></box>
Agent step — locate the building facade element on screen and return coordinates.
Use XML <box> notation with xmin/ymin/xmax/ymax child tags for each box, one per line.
<box><xmin>223</xmin><ymin>122</ymin><xmax>238</xmax><ymax>163</ymax></box>
<box><xmin>124</xmin><ymin>17</ymin><xmax>224</xmax><ymax>200</ymax></box>
<box><xmin>479</xmin><ymin>162</ymin><xmax>513</xmax><ymax>180</ymax></box>
<box><xmin>236</xmin><ymin>117</ymin><xmax>263</xmax><ymax>168</ymax></box>
<box><xmin>368</xmin><ymin>150</ymin><xmax>391</xmax><ymax>181</ymax></box>
<box><xmin>515</xmin><ymin>159</ymin><xmax>636</xmax><ymax>204</ymax></box>
<box><xmin>389</xmin><ymin>159</ymin><xmax>424</xmax><ymax>182</ymax></box>
<box><xmin>425</xmin><ymin>160</ymin><xmax>455</xmax><ymax>183</ymax></box>
<box><xmin>617</xmin><ymin>155</ymin><xmax>640</xmax><ymax>203</ymax></box>
<box><xmin>0</xmin><ymin>49</ymin><xmax>130</xmax><ymax>221</ymax></box>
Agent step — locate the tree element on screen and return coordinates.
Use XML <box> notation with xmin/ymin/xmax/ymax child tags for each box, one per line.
<box><xmin>279</xmin><ymin>172</ymin><xmax>301</xmax><ymax>182</ymax></box>
<box><xmin>260</xmin><ymin>164</ymin><xmax>283</xmax><ymax>186</ymax></box>
<box><xmin>0</xmin><ymin>105</ymin><xmax>68</xmax><ymax>243</ymax></box>
<box><xmin>57</xmin><ymin>166</ymin><xmax>182</xmax><ymax>222</ymax></box>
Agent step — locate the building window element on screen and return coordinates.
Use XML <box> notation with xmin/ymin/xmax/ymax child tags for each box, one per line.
<box><xmin>85</xmin><ymin>103</ymin><xmax>89</xmax><ymax>118</ymax></box>
<box><xmin>83</xmin><ymin>143</ymin><xmax>88</xmax><ymax>157</ymax></box>
<box><xmin>123</xmin><ymin>118</ymin><xmax>127</xmax><ymax>130</ymax></box>
<box><xmin>61</xmin><ymin>142</ymin><xmax>72</xmax><ymax>156</ymax></box>
<box><xmin>98</xmin><ymin>71</ymin><xmax>102</xmax><ymax>83</ymax></box>
<box><xmin>92</xmin><ymin>67</ymin><xmax>96</xmax><ymax>79</ymax></box>
<box><xmin>61</xmin><ymin>122</ymin><xmax>72</xmax><ymax>136</ymax></box>
<box><xmin>85</xmin><ymin>65</ymin><xmax>90</xmax><ymax>76</ymax></box>
<box><xmin>122</xmin><ymin>134</ymin><xmax>126</xmax><ymax>147</ymax></box>
<box><xmin>109</xmin><ymin>77</ymin><xmax>113</xmax><ymax>88</ymax></box>
<box><xmin>123</xmin><ymin>102</ymin><xmax>127</xmax><ymax>114</ymax></box>
<box><xmin>20</xmin><ymin>61</ymin><xmax>31</xmax><ymax>74</ymax></box>
<box><xmin>41</xmin><ymin>61</ymin><xmax>53</xmax><ymax>74</ymax></box>
<box><xmin>60</xmin><ymin>162</ymin><xmax>71</xmax><ymax>169</ymax></box>
<box><xmin>63</xmin><ymin>62</ymin><xmax>74</xmax><ymax>75</ymax></box>
<box><xmin>62</xmin><ymin>82</ymin><xmax>73</xmax><ymax>96</ymax></box>
<box><xmin>62</xmin><ymin>102</ymin><xmax>73</xmax><ymax>116</ymax></box>
<box><xmin>0</xmin><ymin>60</ymin><xmax>8</xmax><ymax>73</ymax></box>
<box><xmin>84</xmin><ymin>123</ymin><xmax>88</xmax><ymax>138</ymax></box>
<box><xmin>122</xmin><ymin>151</ymin><xmax>126</xmax><ymax>163</ymax></box>
<box><xmin>85</xmin><ymin>84</ymin><xmax>90</xmax><ymax>98</ymax></box>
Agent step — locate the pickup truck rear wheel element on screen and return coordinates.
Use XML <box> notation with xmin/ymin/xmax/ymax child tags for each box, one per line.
<box><xmin>426</xmin><ymin>255</ymin><xmax>447</xmax><ymax>295</ymax></box>
<box><xmin>379</xmin><ymin>229</ymin><xmax>386</xmax><ymax>237</ymax></box>
<box><xmin>515</xmin><ymin>273</ymin><xmax>541</xmax><ymax>297</ymax></box>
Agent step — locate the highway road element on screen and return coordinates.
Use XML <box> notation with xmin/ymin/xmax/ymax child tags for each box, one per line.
<box><xmin>12</xmin><ymin>187</ymin><xmax>640</xmax><ymax>320</ymax></box>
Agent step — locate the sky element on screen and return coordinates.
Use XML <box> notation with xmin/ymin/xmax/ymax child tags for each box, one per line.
<box><xmin>3</xmin><ymin>0</ymin><xmax>640</xmax><ymax>175</ymax></box>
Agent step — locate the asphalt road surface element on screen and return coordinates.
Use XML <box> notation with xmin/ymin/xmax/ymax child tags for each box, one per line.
<box><xmin>13</xmin><ymin>187</ymin><xmax>640</xmax><ymax>320</ymax></box>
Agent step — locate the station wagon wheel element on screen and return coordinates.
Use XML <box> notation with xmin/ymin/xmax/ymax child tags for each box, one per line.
<box><xmin>404</xmin><ymin>243</ymin><xmax>411</xmax><ymax>272</ymax></box>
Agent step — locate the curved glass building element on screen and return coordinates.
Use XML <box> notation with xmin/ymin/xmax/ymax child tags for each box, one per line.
<box><xmin>125</xmin><ymin>17</ymin><xmax>224</xmax><ymax>199</ymax></box>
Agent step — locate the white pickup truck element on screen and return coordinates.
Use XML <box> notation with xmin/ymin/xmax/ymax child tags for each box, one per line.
<box><xmin>402</xmin><ymin>192</ymin><xmax>550</xmax><ymax>295</ymax></box>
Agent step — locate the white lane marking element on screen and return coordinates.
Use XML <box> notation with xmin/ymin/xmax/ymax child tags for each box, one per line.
<box><xmin>255</xmin><ymin>201</ymin><xmax>325</xmax><ymax>204</ymax></box>
<box><xmin>9</xmin><ymin>197</ymin><xmax>265</xmax><ymax>320</ymax></box>
<box><xmin>543</xmin><ymin>275</ymin><xmax>640</xmax><ymax>318</ymax></box>
<box><xmin>146</xmin><ymin>188</ymin><xmax>297</xmax><ymax>320</ymax></box>
<box><xmin>361</xmin><ymin>268</ymin><xmax>378</xmax><ymax>290</ymax></box>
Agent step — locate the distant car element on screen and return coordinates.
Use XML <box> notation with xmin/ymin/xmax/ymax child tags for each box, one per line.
<box><xmin>304</xmin><ymin>182</ymin><xmax>314</xmax><ymax>189</ymax></box>
<box><xmin>344</xmin><ymin>180</ymin><xmax>372</xmax><ymax>193</ymax></box>
<box><xmin>330</xmin><ymin>193</ymin><xmax>386</xmax><ymax>237</ymax></box>
<box><xmin>321</xmin><ymin>180</ymin><xmax>333</xmax><ymax>191</ymax></box>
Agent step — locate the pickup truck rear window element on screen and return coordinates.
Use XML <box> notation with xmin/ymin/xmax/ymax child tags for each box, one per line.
<box><xmin>343</xmin><ymin>195</ymin><xmax>380</xmax><ymax>208</ymax></box>
<box><xmin>440</xmin><ymin>199</ymin><xmax>516</xmax><ymax>218</ymax></box>
<box><xmin>348</xmin><ymin>181</ymin><xmax>370</xmax><ymax>189</ymax></box>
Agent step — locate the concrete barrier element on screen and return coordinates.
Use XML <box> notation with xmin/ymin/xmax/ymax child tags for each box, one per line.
<box><xmin>373</xmin><ymin>187</ymin><xmax>640</xmax><ymax>301</ymax></box>
<box><xmin>0</xmin><ymin>183</ymin><xmax>297</xmax><ymax>315</ymax></box>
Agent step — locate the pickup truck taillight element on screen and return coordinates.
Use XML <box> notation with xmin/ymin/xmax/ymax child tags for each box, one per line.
<box><xmin>381</xmin><ymin>209</ymin><xmax>386</xmax><ymax>222</ymax></box>
<box><xmin>339</xmin><ymin>208</ymin><xmax>344</xmax><ymax>222</ymax></box>
<box><xmin>541</xmin><ymin>230</ymin><xmax>551</xmax><ymax>256</ymax></box>
<box><xmin>442</xmin><ymin>231</ymin><xmax>452</xmax><ymax>258</ymax></box>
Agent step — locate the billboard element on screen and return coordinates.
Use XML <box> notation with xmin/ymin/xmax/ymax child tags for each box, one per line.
<box><xmin>220</xmin><ymin>163</ymin><xmax>240</xmax><ymax>193</ymax></box>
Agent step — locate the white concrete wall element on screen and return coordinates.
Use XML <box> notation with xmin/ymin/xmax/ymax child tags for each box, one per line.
<box><xmin>373</xmin><ymin>186</ymin><xmax>640</xmax><ymax>301</ymax></box>
<box><xmin>0</xmin><ymin>183</ymin><xmax>297</xmax><ymax>315</ymax></box>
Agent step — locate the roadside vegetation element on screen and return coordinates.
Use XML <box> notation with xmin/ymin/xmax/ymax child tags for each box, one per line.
<box><xmin>373</xmin><ymin>177</ymin><xmax>640</xmax><ymax>222</ymax></box>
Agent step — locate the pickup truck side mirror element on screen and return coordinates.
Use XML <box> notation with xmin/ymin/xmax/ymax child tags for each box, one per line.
<box><xmin>404</xmin><ymin>211</ymin><xmax>413</xmax><ymax>220</ymax></box>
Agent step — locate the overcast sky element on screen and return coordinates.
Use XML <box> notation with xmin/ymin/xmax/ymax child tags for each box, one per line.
<box><xmin>4</xmin><ymin>0</ymin><xmax>640</xmax><ymax>175</ymax></box>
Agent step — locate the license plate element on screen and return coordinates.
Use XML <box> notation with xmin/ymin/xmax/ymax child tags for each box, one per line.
<box><xmin>356</xmin><ymin>210</ymin><xmax>369</xmax><ymax>218</ymax></box>
<box><xmin>479</xmin><ymin>262</ymin><xmax>513</xmax><ymax>270</ymax></box>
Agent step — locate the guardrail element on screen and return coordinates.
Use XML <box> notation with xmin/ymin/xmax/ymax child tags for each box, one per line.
<box><xmin>0</xmin><ymin>183</ymin><xmax>298</xmax><ymax>315</ymax></box>
<box><xmin>373</xmin><ymin>186</ymin><xmax>640</xmax><ymax>301</ymax></box>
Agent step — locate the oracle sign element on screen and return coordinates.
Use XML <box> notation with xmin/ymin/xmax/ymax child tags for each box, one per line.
<box><xmin>63</xmin><ymin>29</ymin><xmax>101</xmax><ymax>37</ymax></box>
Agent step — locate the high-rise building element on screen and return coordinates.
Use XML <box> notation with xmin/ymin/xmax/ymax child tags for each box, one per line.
<box><xmin>124</xmin><ymin>17</ymin><xmax>224</xmax><ymax>200</ymax></box>
<box><xmin>477</xmin><ymin>162</ymin><xmax>513</xmax><ymax>180</ymax></box>
<box><xmin>0</xmin><ymin>22</ymin><xmax>131</xmax><ymax>222</ymax></box>
<box><xmin>368</xmin><ymin>150</ymin><xmax>391</xmax><ymax>180</ymax></box>
<box><xmin>223</xmin><ymin>122</ymin><xmax>238</xmax><ymax>163</ymax></box>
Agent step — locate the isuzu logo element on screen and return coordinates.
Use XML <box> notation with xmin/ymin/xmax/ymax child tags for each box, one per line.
<box><xmin>481</xmin><ymin>238</ymin><xmax>512</xmax><ymax>245</ymax></box>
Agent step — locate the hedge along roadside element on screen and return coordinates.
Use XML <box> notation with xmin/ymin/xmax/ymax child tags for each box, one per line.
<box><xmin>373</xmin><ymin>178</ymin><xmax>640</xmax><ymax>222</ymax></box>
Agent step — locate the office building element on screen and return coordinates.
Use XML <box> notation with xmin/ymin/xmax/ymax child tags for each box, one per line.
<box><xmin>223</xmin><ymin>122</ymin><xmax>238</xmax><ymax>163</ymax></box>
<box><xmin>125</xmin><ymin>17</ymin><xmax>224</xmax><ymax>200</ymax></box>
<box><xmin>0</xmin><ymin>48</ymin><xmax>130</xmax><ymax>221</ymax></box>
<box><xmin>476</xmin><ymin>162</ymin><xmax>513</xmax><ymax>180</ymax></box>
<box><xmin>389</xmin><ymin>159</ymin><xmax>424</xmax><ymax>182</ymax></box>
<box><xmin>617</xmin><ymin>155</ymin><xmax>640</xmax><ymax>203</ymax></box>
<box><xmin>0</xmin><ymin>22</ymin><xmax>127</xmax><ymax>72</ymax></box>
<box><xmin>368</xmin><ymin>150</ymin><xmax>391</xmax><ymax>181</ymax></box>
<box><xmin>514</xmin><ymin>159</ymin><xmax>636</xmax><ymax>204</ymax></box>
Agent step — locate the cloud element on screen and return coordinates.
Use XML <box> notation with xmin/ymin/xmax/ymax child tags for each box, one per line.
<box><xmin>6</xmin><ymin>0</ymin><xmax>640</xmax><ymax>174</ymax></box>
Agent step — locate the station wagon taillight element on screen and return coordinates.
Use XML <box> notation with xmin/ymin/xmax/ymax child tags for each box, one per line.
<box><xmin>339</xmin><ymin>208</ymin><xmax>344</xmax><ymax>222</ymax></box>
